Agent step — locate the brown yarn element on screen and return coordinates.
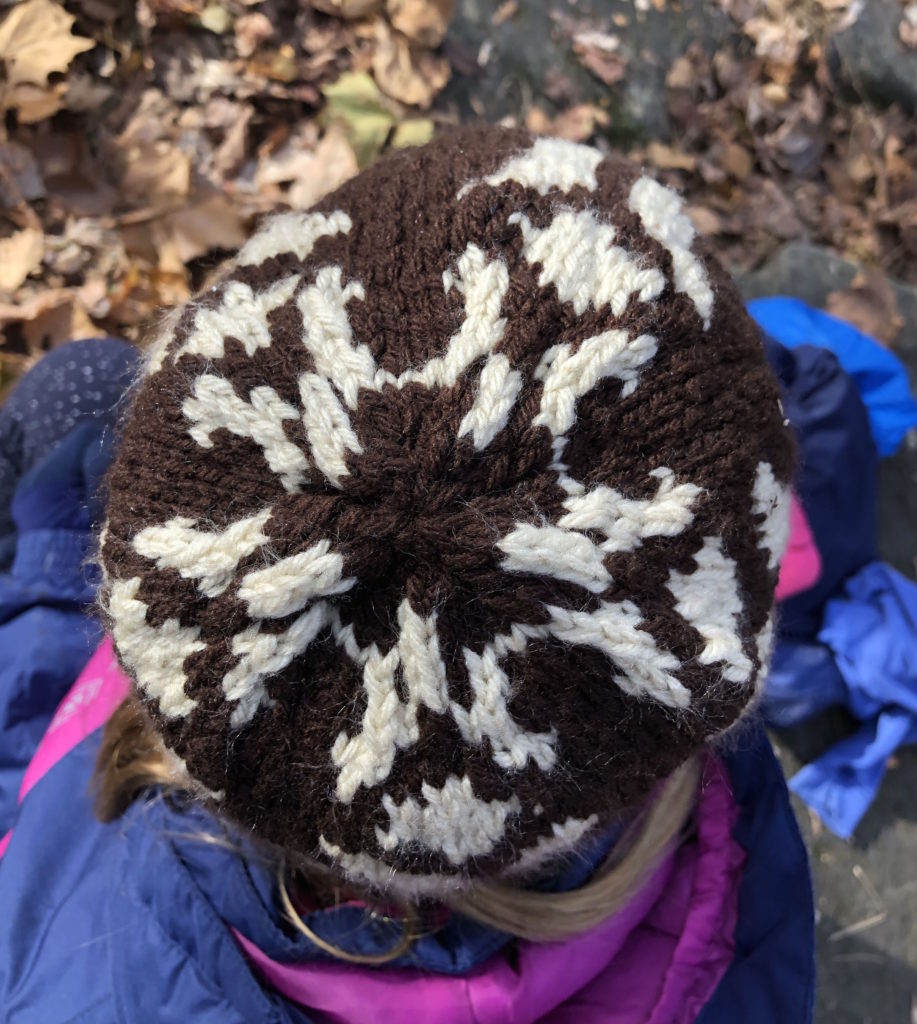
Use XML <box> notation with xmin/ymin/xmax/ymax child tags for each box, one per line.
<box><xmin>99</xmin><ymin>126</ymin><xmax>794</xmax><ymax>886</ymax></box>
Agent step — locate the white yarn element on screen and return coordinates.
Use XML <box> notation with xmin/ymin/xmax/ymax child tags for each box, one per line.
<box><xmin>668</xmin><ymin>537</ymin><xmax>753</xmax><ymax>685</ymax></box>
<box><xmin>545</xmin><ymin>599</ymin><xmax>691</xmax><ymax>708</ymax></box>
<box><xmin>297</xmin><ymin>266</ymin><xmax>372</xmax><ymax>411</ymax></box>
<box><xmin>182</xmin><ymin>375</ymin><xmax>309</xmax><ymax>493</ymax></box>
<box><xmin>298</xmin><ymin>372</ymin><xmax>364</xmax><ymax>487</ymax></box>
<box><xmin>455</xmin><ymin>644</ymin><xmax>557</xmax><ymax>771</ymax></box>
<box><xmin>317</xmin><ymin>837</ymin><xmax>471</xmax><ymax>897</ymax></box>
<box><xmin>501</xmin><ymin>814</ymin><xmax>599</xmax><ymax>877</ymax></box>
<box><xmin>237</xmin><ymin>539</ymin><xmax>355</xmax><ymax>619</ymax></box>
<box><xmin>497</xmin><ymin>522</ymin><xmax>612</xmax><ymax>593</ymax></box>
<box><xmin>132</xmin><ymin>509</ymin><xmax>274</xmax><ymax>598</ymax></box>
<box><xmin>558</xmin><ymin>467</ymin><xmax>701</xmax><ymax>553</ymax></box>
<box><xmin>376</xmin><ymin>775</ymin><xmax>522</xmax><ymax>865</ymax></box>
<box><xmin>223</xmin><ymin>602</ymin><xmax>332</xmax><ymax>728</ymax></box>
<box><xmin>173</xmin><ymin>276</ymin><xmax>300</xmax><ymax>364</ymax></box>
<box><xmin>754</xmin><ymin>614</ymin><xmax>775</xmax><ymax>693</ymax></box>
<box><xmin>751</xmin><ymin>462</ymin><xmax>791</xmax><ymax>570</ymax></box>
<box><xmin>628</xmin><ymin>176</ymin><xmax>714</xmax><ymax>329</ymax></box>
<box><xmin>401</xmin><ymin>244</ymin><xmax>509</xmax><ymax>391</ymax></box>
<box><xmin>509</xmin><ymin>209</ymin><xmax>665</xmax><ymax>317</ymax></box>
<box><xmin>533</xmin><ymin>329</ymin><xmax>658</xmax><ymax>437</ymax></box>
<box><xmin>331</xmin><ymin>600</ymin><xmax>451</xmax><ymax>802</ymax></box>
<box><xmin>457</xmin><ymin>353</ymin><xmax>523</xmax><ymax>450</ymax></box>
<box><xmin>458</xmin><ymin>137</ymin><xmax>603</xmax><ymax>198</ymax></box>
<box><xmin>107</xmin><ymin>577</ymin><xmax>203</xmax><ymax>719</ymax></box>
<box><xmin>237</xmin><ymin>210</ymin><xmax>352</xmax><ymax>267</ymax></box>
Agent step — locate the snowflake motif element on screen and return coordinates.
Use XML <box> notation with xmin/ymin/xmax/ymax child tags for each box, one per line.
<box><xmin>104</xmin><ymin>138</ymin><xmax>790</xmax><ymax>879</ymax></box>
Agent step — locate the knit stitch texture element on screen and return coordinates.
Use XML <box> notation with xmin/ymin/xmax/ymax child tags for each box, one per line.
<box><xmin>100</xmin><ymin>126</ymin><xmax>794</xmax><ymax>891</ymax></box>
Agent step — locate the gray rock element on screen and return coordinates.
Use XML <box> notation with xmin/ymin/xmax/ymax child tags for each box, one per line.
<box><xmin>439</xmin><ymin>0</ymin><xmax>731</xmax><ymax>141</ymax></box>
<box><xmin>829</xmin><ymin>0</ymin><xmax>917</xmax><ymax>113</ymax></box>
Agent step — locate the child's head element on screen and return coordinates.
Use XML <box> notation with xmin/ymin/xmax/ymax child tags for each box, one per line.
<box><xmin>96</xmin><ymin>125</ymin><xmax>793</xmax><ymax>941</ymax></box>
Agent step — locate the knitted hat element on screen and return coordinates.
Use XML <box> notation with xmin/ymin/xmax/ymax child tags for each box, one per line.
<box><xmin>100</xmin><ymin>126</ymin><xmax>794</xmax><ymax>894</ymax></box>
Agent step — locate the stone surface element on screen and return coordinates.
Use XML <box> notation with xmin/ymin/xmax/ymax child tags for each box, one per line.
<box><xmin>440</xmin><ymin>0</ymin><xmax>732</xmax><ymax>140</ymax></box>
<box><xmin>829</xmin><ymin>0</ymin><xmax>917</xmax><ymax>113</ymax></box>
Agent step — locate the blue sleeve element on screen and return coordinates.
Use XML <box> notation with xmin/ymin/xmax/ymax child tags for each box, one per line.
<box><xmin>749</xmin><ymin>297</ymin><xmax>916</xmax><ymax>457</ymax></box>
<box><xmin>0</xmin><ymin>421</ymin><xmax>111</xmax><ymax>832</ymax></box>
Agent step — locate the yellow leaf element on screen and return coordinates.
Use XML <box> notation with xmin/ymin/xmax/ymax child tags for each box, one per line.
<box><xmin>0</xmin><ymin>0</ymin><xmax>95</xmax><ymax>94</ymax></box>
<box><xmin>321</xmin><ymin>72</ymin><xmax>395</xmax><ymax>168</ymax></box>
<box><xmin>0</xmin><ymin>228</ymin><xmax>44</xmax><ymax>292</ymax></box>
<box><xmin>390</xmin><ymin>118</ymin><xmax>434</xmax><ymax>149</ymax></box>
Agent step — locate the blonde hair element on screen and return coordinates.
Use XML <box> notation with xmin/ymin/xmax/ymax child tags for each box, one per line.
<box><xmin>93</xmin><ymin>697</ymin><xmax>699</xmax><ymax>957</ymax></box>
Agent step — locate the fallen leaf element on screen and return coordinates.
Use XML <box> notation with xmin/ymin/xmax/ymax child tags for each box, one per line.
<box><xmin>528</xmin><ymin>102</ymin><xmax>609</xmax><ymax>142</ymax></box>
<box><xmin>199</xmin><ymin>3</ymin><xmax>232</xmax><ymax>34</ymax></box>
<box><xmin>309</xmin><ymin>0</ymin><xmax>381</xmax><ymax>19</ymax></box>
<box><xmin>0</xmin><ymin>0</ymin><xmax>95</xmax><ymax>93</ymax></box>
<box><xmin>573</xmin><ymin>30</ymin><xmax>627</xmax><ymax>87</ymax></box>
<box><xmin>0</xmin><ymin>289</ymin><xmax>97</xmax><ymax>354</ymax></box>
<box><xmin>163</xmin><ymin>193</ymin><xmax>248</xmax><ymax>261</ymax></box>
<box><xmin>386</xmin><ymin>0</ymin><xmax>453</xmax><ymax>47</ymax></box>
<box><xmin>119</xmin><ymin>142</ymin><xmax>192</xmax><ymax>205</ymax></box>
<box><xmin>686</xmin><ymin>205</ymin><xmax>724</xmax><ymax>235</ymax></box>
<box><xmin>826</xmin><ymin>269</ymin><xmax>905</xmax><ymax>345</ymax></box>
<box><xmin>390</xmin><ymin>117</ymin><xmax>435</xmax><ymax>149</ymax></box>
<box><xmin>722</xmin><ymin>141</ymin><xmax>753</xmax><ymax>179</ymax></box>
<box><xmin>0</xmin><ymin>228</ymin><xmax>44</xmax><ymax>292</ymax></box>
<box><xmin>234</xmin><ymin>11</ymin><xmax>272</xmax><ymax>57</ymax></box>
<box><xmin>321</xmin><ymin>71</ymin><xmax>396</xmax><ymax>167</ymax></box>
<box><xmin>900</xmin><ymin>5</ymin><xmax>917</xmax><ymax>49</ymax></box>
<box><xmin>372</xmin><ymin>21</ymin><xmax>449</xmax><ymax>107</ymax></box>
<box><xmin>287</xmin><ymin>138</ymin><xmax>358</xmax><ymax>206</ymax></box>
<box><xmin>491</xmin><ymin>0</ymin><xmax>516</xmax><ymax>27</ymax></box>
<box><xmin>646</xmin><ymin>140</ymin><xmax>697</xmax><ymax>171</ymax></box>
<box><xmin>3</xmin><ymin>81</ymin><xmax>67</xmax><ymax>122</ymax></box>
<box><xmin>665</xmin><ymin>55</ymin><xmax>694</xmax><ymax>90</ymax></box>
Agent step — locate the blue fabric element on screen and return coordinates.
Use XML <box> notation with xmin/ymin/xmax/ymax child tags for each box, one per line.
<box><xmin>760</xmin><ymin>336</ymin><xmax>878</xmax><ymax>639</ymax></box>
<box><xmin>787</xmin><ymin>563</ymin><xmax>917</xmax><ymax>838</ymax></box>
<box><xmin>0</xmin><ymin>718</ymin><xmax>814</xmax><ymax>1023</ymax></box>
<box><xmin>748</xmin><ymin>297</ymin><xmax>917</xmax><ymax>457</ymax></box>
<box><xmin>699</xmin><ymin>727</ymin><xmax>815</xmax><ymax>1024</ymax></box>
<box><xmin>0</xmin><ymin>342</ymin><xmax>139</xmax><ymax>832</ymax></box>
<box><xmin>759</xmin><ymin>641</ymin><xmax>846</xmax><ymax>728</ymax></box>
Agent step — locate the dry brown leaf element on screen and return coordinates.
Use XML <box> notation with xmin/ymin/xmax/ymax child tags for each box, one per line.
<box><xmin>491</xmin><ymin>0</ymin><xmax>517</xmax><ymax>27</ymax></box>
<box><xmin>372</xmin><ymin>21</ymin><xmax>449</xmax><ymax>107</ymax></box>
<box><xmin>722</xmin><ymin>142</ymin><xmax>753</xmax><ymax>180</ymax></box>
<box><xmin>826</xmin><ymin>269</ymin><xmax>905</xmax><ymax>345</ymax></box>
<box><xmin>4</xmin><ymin>81</ymin><xmax>67</xmax><ymax>122</ymax></box>
<box><xmin>526</xmin><ymin>103</ymin><xmax>608</xmax><ymax>142</ymax></box>
<box><xmin>573</xmin><ymin>30</ymin><xmax>627</xmax><ymax>87</ymax></box>
<box><xmin>686</xmin><ymin>205</ymin><xmax>724</xmax><ymax>235</ymax></box>
<box><xmin>646</xmin><ymin>140</ymin><xmax>697</xmax><ymax>171</ymax></box>
<box><xmin>309</xmin><ymin>0</ymin><xmax>380</xmax><ymax>19</ymax></box>
<box><xmin>0</xmin><ymin>228</ymin><xmax>44</xmax><ymax>292</ymax></box>
<box><xmin>0</xmin><ymin>289</ymin><xmax>97</xmax><ymax>354</ymax></box>
<box><xmin>900</xmin><ymin>5</ymin><xmax>917</xmax><ymax>49</ymax></box>
<box><xmin>163</xmin><ymin>194</ymin><xmax>248</xmax><ymax>261</ymax></box>
<box><xmin>666</xmin><ymin>55</ymin><xmax>694</xmax><ymax>90</ymax></box>
<box><xmin>284</xmin><ymin>126</ymin><xmax>360</xmax><ymax>208</ymax></box>
<box><xmin>119</xmin><ymin>142</ymin><xmax>192</xmax><ymax>205</ymax></box>
<box><xmin>0</xmin><ymin>0</ymin><xmax>95</xmax><ymax>93</ymax></box>
<box><xmin>386</xmin><ymin>0</ymin><xmax>453</xmax><ymax>47</ymax></box>
<box><xmin>234</xmin><ymin>11</ymin><xmax>272</xmax><ymax>57</ymax></box>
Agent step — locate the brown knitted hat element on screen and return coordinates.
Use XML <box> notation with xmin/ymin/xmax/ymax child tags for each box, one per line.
<box><xmin>100</xmin><ymin>126</ymin><xmax>794</xmax><ymax>894</ymax></box>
